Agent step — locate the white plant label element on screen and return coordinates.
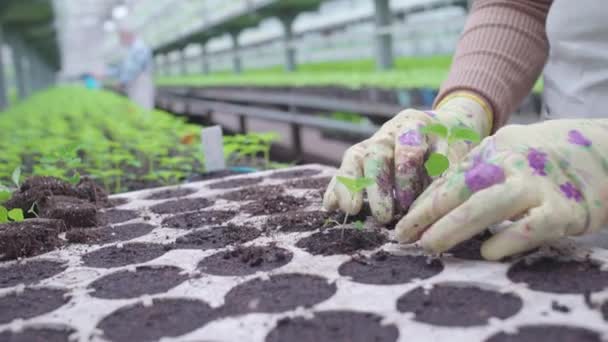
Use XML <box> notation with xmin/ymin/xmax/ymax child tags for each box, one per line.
<box><xmin>201</xmin><ymin>125</ymin><xmax>226</xmax><ymax>172</ymax></box>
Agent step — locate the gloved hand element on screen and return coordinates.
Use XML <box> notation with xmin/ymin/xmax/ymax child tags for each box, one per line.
<box><xmin>396</xmin><ymin>119</ymin><xmax>608</xmax><ymax>260</ymax></box>
<box><xmin>323</xmin><ymin>91</ymin><xmax>493</xmax><ymax>223</ymax></box>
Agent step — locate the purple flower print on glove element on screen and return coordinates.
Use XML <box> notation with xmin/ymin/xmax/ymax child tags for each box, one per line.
<box><xmin>527</xmin><ymin>148</ymin><xmax>548</xmax><ymax>176</ymax></box>
<box><xmin>465</xmin><ymin>161</ymin><xmax>506</xmax><ymax>193</ymax></box>
<box><xmin>560</xmin><ymin>182</ymin><xmax>583</xmax><ymax>202</ymax></box>
<box><xmin>398</xmin><ymin>129</ymin><xmax>423</xmax><ymax>146</ymax></box>
<box><xmin>568</xmin><ymin>130</ymin><xmax>592</xmax><ymax>147</ymax></box>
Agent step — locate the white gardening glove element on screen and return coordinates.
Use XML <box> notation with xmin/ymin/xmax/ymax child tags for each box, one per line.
<box><xmin>323</xmin><ymin>92</ymin><xmax>493</xmax><ymax>223</ymax></box>
<box><xmin>396</xmin><ymin>119</ymin><xmax>608</xmax><ymax>260</ymax></box>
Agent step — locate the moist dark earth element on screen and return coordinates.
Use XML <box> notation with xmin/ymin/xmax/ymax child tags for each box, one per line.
<box><xmin>208</xmin><ymin>177</ymin><xmax>263</xmax><ymax>190</ymax></box>
<box><xmin>338</xmin><ymin>251</ymin><xmax>443</xmax><ymax>285</ymax></box>
<box><xmin>0</xmin><ymin>287</ymin><xmax>70</xmax><ymax>324</ymax></box>
<box><xmin>220</xmin><ymin>273</ymin><xmax>337</xmax><ymax>315</ymax></box>
<box><xmin>507</xmin><ymin>258</ymin><xmax>608</xmax><ymax>293</ymax></box>
<box><xmin>296</xmin><ymin>228</ymin><xmax>387</xmax><ymax>255</ymax></box>
<box><xmin>198</xmin><ymin>244</ymin><xmax>292</xmax><ymax>276</ymax></box>
<box><xmin>241</xmin><ymin>195</ymin><xmax>309</xmax><ymax>216</ymax></box>
<box><xmin>66</xmin><ymin>223</ymin><xmax>155</xmax><ymax>244</ymax></box>
<box><xmin>0</xmin><ymin>326</ymin><xmax>75</xmax><ymax>342</ymax></box>
<box><xmin>447</xmin><ymin>231</ymin><xmax>493</xmax><ymax>260</ymax></box>
<box><xmin>149</xmin><ymin>197</ymin><xmax>214</xmax><ymax>215</ymax></box>
<box><xmin>485</xmin><ymin>325</ymin><xmax>602</xmax><ymax>342</ymax></box>
<box><xmin>262</xmin><ymin>210</ymin><xmax>335</xmax><ymax>232</ymax></box>
<box><xmin>0</xmin><ymin>259</ymin><xmax>67</xmax><ymax>288</ymax></box>
<box><xmin>265</xmin><ymin>311</ymin><xmax>399</xmax><ymax>342</ymax></box>
<box><xmin>162</xmin><ymin>210</ymin><xmax>237</xmax><ymax>229</ymax></box>
<box><xmin>173</xmin><ymin>225</ymin><xmax>260</xmax><ymax>250</ymax></box>
<box><xmin>267</xmin><ymin>168</ymin><xmax>321</xmax><ymax>179</ymax></box>
<box><xmin>0</xmin><ymin>219</ymin><xmax>65</xmax><ymax>260</ymax></box>
<box><xmin>285</xmin><ymin>176</ymin><xmax>332</xmax><ymax>190</ymax></box>
<box><xmin>89</xmin><ymin>266</ymin><xmax>188</xmax><ymax>299</ymax></box>
<box><xmin>144</xmin><ymin>187</ymin><xmax>197</xmax><ymax>200</ymax></box>
<box><xmin>97</xmin><ymin>298</ymin><xmax>218</xmax><ymax>342</ymax></box>
<box><xmin>396</xmin><ymin>284</ymin><xmax>522</xmax><ymax>326</ymax></box>
<box><xmin>219</xmin><ymin>185</ymin><xmax>285</xmax><ymax>202</ymax></box>
<box><xmin>99</xmin><ymin>209</ymin><xmax>139</xmax><ymax>225</ymax></box>
<box><xmin>81</xmin><ymin>243</ymin><xmax>170</xmax><ymax>268</ymax></box>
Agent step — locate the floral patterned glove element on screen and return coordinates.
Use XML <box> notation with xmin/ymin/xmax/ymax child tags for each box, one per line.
<box><xmin>396</xmin><ymin>119</ymin><xmax>608</xmax><ymax>260</ymax></box>
<box><xmin>323</xmin><ymin>92</ymin><xmax>493</xmax><ymax>223</ymax></box>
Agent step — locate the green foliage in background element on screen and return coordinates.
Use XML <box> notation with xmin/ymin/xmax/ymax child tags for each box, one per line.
<box><xmin>0</xmin><ymin>86</ymin><xmax>205</xmax><ymax>193</ymax></box>
<box><xmin>157</xmin><ymin>56</ymin><xmax>544</xmax><ymax>92</ymax></box>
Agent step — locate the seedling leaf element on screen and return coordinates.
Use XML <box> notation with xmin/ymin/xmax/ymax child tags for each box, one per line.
<box><xmin>421</xmin><ymin>123</ymin><xmax>448</xmax><ymax>139</ymax></box>
<box><xmin>336</xmin><ymin>176</ymin><xmax>374</xmax><ymax>194</ymax></box>
<box><xmin>0</xmin><ymin>206</ymin><xmax>7</xmax><ymax>223</ymax></box>
<box><xmin>0</xmin><ymin>190</ymin><xmax>11</xmax><ymax>203</ymax></box>
<box><xmin>354</xmin><ymin>221</ymin><xmax>364</xmax><ymax>230</ymax></box>
<box><xmin>11</xmin><ymin>167</ymin><xmax>21</xmax><ymax>187</ymax></box>
<box><xmin>424</xmin><ymin>153</ymin><xmax>450</xmax><ymax>177</ymax></box>
<box><xmin>8</xmin><ymin>208</ymin><xmax>24</xmax><ymax>222</ymax></box>
<box><xmin>451</xmin><ymin>127</ymin><xmax>481</xmax><ymax>143</ymax></box>
<box><xmin>68</xmin><ymin>172</ymin><xmax>81</xmax><ymax>185</ymax></box>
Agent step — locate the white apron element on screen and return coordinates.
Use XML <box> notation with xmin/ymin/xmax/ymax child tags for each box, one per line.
<box><xmin>127</xmin><ymin>65</ymin><xmax>155</xmax><ymax>111</ymax></box>
<box><xmin>542</xmin><ymin>0</ymin><xmax>608</xmax><ymax>119</ymax></box>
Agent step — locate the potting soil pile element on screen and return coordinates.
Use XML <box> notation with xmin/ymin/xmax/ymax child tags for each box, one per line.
<box><xmin>1</xmin><ymin>165</ymin><xmax>607</xmax><ymax>342</ymax></box>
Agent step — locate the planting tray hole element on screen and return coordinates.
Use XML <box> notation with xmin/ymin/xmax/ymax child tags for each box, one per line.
<box><xmin>97</xmin><ymin>298</ymin><xmax>217</xmax><ymax>342</ymax></box>
<box><xmin>263</xmin><ymin>210</ymin><xmax>334</xmax><ymax>233</ymax></box>
<box><xmin>66</xmin><ymin>223</ymin><xmax>155</xmax><ymax>245</ymax></box>
<box><xmin>265</xmin><ymin>310</ymin><xmax>399</xmax><ymax>342</ymax></box>
<box><xmin>241</xmin><ymin>195</ymin><xmax>309</xmax><ymax>216</ymax></box>
<box><xmin>0</xmin><ymin>259</ymin><xmax>67</xmax><ymax>289</ymax></box>
<box><xmin>82</xmin><ymin>243</ymin><xmax>169</xmax><ymax>268</ymax></box>
<box><xmin>208</xmin><ymin>177</ymin><xmax>263</xmax><ymax>190</ymax></box>
<box><xmin>222</xmin><ymin>273</ymin><xmax>336</xmax><ymax>315</ymax></box>
<box><xmin>99</xmin><ymin>209</ymin><xmax>139</xmax><ymax>225</ymax></box>
<box><xmin>285</xmin><ymin>176</ymin><xmax>332</xmax><ymax>190</ymax></box>
<box><xmin>150</xmin><ymin>197</ymin><xmax>214</xmax><ymax>215</ymax></box>
<box><xmin>295</xmin><ymin>228</ymin><xmax>387</xmax><ymax>256</ymax></box>
<box><xmin>218</xmin><ymin>185</ymin><xmax>285</xmax><ymax>202</ymax></box>
<box><xmin>396</xmin><ymin>284</ymin><xmax>522</xmax><ymax>327</ymax></box>
<box><xmin>145</xmin><ymin>187</ymin><xmax>197</xmax><ymax>200</ymax></box>
<box><xmin>485</xmin><ymin>325</ymin><xmax>602</xmax><ymax>342</ymax></box>
<box><xmin>88</xmin><ymin>265</ymin><xmax>188</xmax><ymax>299</ymax></box>
<box><xmin>0</xmin><ymin>326</ymin><xmax>75</xmax><ymax>342</ymax></box>
<box><xmin>162</xmin><ymin>210</ymin><xmax>237</xmax><ymax>229</ymax></box>
<box><xmin>198</xmin><ymin>244</ymin><xmax>292</xmax><ymax>276</ymax></box>
<box><xmin>268</xmin><ymin>169</ymin><xmax>322</xmax><ymax>179</ymax></box>
<box><xmin>0</xmin><ymin>287</ymin><xmax>70</xmax><ymax>324</ymax></box>
<box><xmin>339</xmin><ymin>251</ymin><xmax>443</xmax><ymax>285</ymax></box>
<box><xmin>173</xmin><ymin>225</ymin><xmax>260</xmax><ymax>250</ymax></box>
<box><xmin>507</xmin><ymin>257</ymin><xmax>608</xmax><ymax>294</ymax></box>
<box><xmin>447</xmin><ymin>232</ymin><xmax>493</xmax><ymax>261</ymax></box>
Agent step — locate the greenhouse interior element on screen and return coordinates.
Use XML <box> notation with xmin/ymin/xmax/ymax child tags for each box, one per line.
<box><xmin>1</xmin><ymin>0</ymin><xmax>607</xmax><ymax>341</ymax></box>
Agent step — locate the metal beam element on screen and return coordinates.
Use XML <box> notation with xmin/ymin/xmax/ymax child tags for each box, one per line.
<box><xmin>201</xmin><ymin>43</ymin><xmax>209</xmax><ymax>75</ymax></box>
<box><xmin>374</xmin><ymin>0</ymin><xmax>394</xmax><ymax>70</ymax></box>
<box><xmin>279</xmin><ymin>15</ymin><xmax>297</xmax><ymax>72</ymax></box>
<box><xmin>9</xmin><ymin>36</ymin><xmax>27</xmax><ymax>100</ymax></box>
<box><xmin>179</xmin><ymin>48</ymin><xmax>188</xmax><ymax>75</ymax></box>
<box><xmin>0</xmin><ymin>27</ymin><xmax>7</xmax><ymax>109</ymax></box>
<box><xmin>230</xmin><ymin>31</ymin><xmax>242</xmax><ymax>74</ymax></box>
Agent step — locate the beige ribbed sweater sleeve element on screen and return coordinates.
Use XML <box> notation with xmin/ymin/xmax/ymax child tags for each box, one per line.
<box><xmin>434</xmin><ymin>0</ymin><xmax>553</xmax><ymax>129</ymax></box>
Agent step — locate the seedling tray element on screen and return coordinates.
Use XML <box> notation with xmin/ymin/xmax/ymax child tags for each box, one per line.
<box><xmin>0</xmin><ymin>165</ymin><xmax>607</xmax><ymax>342</ymax></box>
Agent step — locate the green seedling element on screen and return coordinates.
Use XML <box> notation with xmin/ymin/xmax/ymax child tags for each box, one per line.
<box><xmin>0</xmin><ymin>206</ymin><xmax>24</xmax><ymax>224</ymax></box>
<box><xmin>336</xmin><ymin>176</ymin><xmax>374</xmax><ymax>237</ymax></box>
<box><xmin>420</xmin><ymin>123</ymin><xmax>481</xmax><ymax>176</ymax></box>
<box><xmin>11</xmin><ymin>167</ymin><xmax>21</xmax><ymax>187</ymax></box>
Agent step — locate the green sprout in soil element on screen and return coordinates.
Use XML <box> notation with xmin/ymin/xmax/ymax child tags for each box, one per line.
<box><xmin>332</xmin><ymin>176</ymin><xmax>374</xmax><ymax>236</ymax></box>
<box><xmin>420</xmin><ymin>123</ymin><xmax>481</xmax><ymax>176</ymax></box>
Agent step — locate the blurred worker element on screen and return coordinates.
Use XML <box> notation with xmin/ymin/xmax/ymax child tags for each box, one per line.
<box><xmin>324</xmin><ymin>0</ymin><xmax>608</xmax><ymax>260</ymax></box>
<box><xmin>116</xmin><ymin>24</ymin><xmax>155</xmax><ymax>110</ymax></box>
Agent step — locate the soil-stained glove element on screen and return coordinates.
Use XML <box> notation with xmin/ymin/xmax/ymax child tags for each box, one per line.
<box><xmin>396</xmin><ymin>119</ymin><xmax>608</xmax><ymax>260</ymax></box>
<box><xmin>323</xmin><ymin>92</ymin><xmax>493</xmax><ymax>223</ymax></box>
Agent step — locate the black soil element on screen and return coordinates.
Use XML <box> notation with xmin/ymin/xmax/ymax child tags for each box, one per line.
<box><xmin>65</xmin><ymin>223</ymin><xmax>155</xmax><ymax>245</ymax></box>
<box><xmin>198</xmin><ymin>244</ymin><xmax>292</xmax><ymax>276</ymax></box>
<box><xmin>266</xmin><ymin>310</ymin><xmax>399</xmax><ymax>342</ymax></box>
<box><xmin>162</xmin><ymin>210</ymin><xmax>237</xmax><ymax>229</ymax></box>
<box><xmin>0</xmin><ymin>287</ymin><xmax>69</xmax><ymax>324</ymax></box>
<box><xmin>105</xmin><ymin>197</ymin><xmax>129</xmax><ymax>208</ymax></box>
<box><xmin>485</xmin><ymin>325</ymin><xmax>602</xmax><ymax>342</ymax></box>
<box><xmin>39</xmin><ymin>195</ymin><xmax>99</xmax><ymax>228</ymax></box>
<box><xmin>396</xmin><ymin>284</ymin><xmax>522</xmax><ymax>327</ymax></box>
<box><xmin>0</xmin><ymin>219</ymin><xmax>65</xmax><ymax>260</ymax></box>
<box><xmin>208</xmin><ymin>177</ymin><xmax>263</xmax><ymax>190</ymax></box>
<box><xmin>149</xmin><ymin>197</ymin><xmax>214</xmax><ymax>215</ymax></box>
<box><xmin>82</xmin><ymin>243</ymin><xmax>169</xmax><ymax>268</ymax></box>
<box><xmin>296</xmin><ymin>228</ymin><xmax>387</xmax><ymax>256</ymax></box>
<box><xmin>219</xmin><ymin>185</ymin><xmax>285</xmax><ymax>202</ymax></box>
<box><xmin>89</xmin><ymin>265</ymin><xmax>188</xmax><ymax>299</ymax></box>
<box><xmin>173</xmin><ymin>225</ymin><xmax>260</xmax><ymax>250</ymax></box>
<box><xmin>99</xmin><ymin>209</ymin><xmax>139</xmax><ymax>225</ymax></box>
<box><xmin>268</xmin><ymin>168</ymin><xmax>322</xmax><ymax>179</ymax></box>
<box><xmin>339</xmin><ymin>251</ymin><xmax>443</xmax><ymax>285</ymax></box>
<box><xmin>145</xmin><ymin>187</ymin><xmax>197</xmax><ymax>200</ymax></box>
<box><xmin>285</xmin><ymin>176</ymin><xmax>332</xmax><ymax>190</ymax></box>
<box><xmin>0</xmin><ymin>326</ymin><xmax>75</xmax><ymax>342</ymax></box>
<box><xmin>221</xmin><ymin>273</ymin><xmax>336</xmax><ymax>315</ymax></box>
<box><xmin>0</xmin><ymin>259</ymin><xmax>67</xmax><ymax>289</ymax></box>
<box><xmin>241</xmin><ymin>195</ymin><xmax>309</xmax><ymax>216</ymax></box>
<box><xmin>97</xmin><ymin>298</ymin><xmax>217</xmax><ymax>342</ymax></box>
<box><xmin>507</xmin><ymin>258</ymin><xmax>608</xmax><ymax>294</ymax></box>
<box><xmin>448</xmin><ymin>231</ymin><xmax>493</xmax><ymax>260</ymax></box>
<box><xmin>263</xmin><ymin>210</ymin><xmax>334</xmax><ymax>233</ymax></box>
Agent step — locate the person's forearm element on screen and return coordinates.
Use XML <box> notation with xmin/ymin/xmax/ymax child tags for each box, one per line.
<box><xmin>434</xmin><ymin>0</ymin><xmax>552</xmax><ymax>130</ymax></box>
